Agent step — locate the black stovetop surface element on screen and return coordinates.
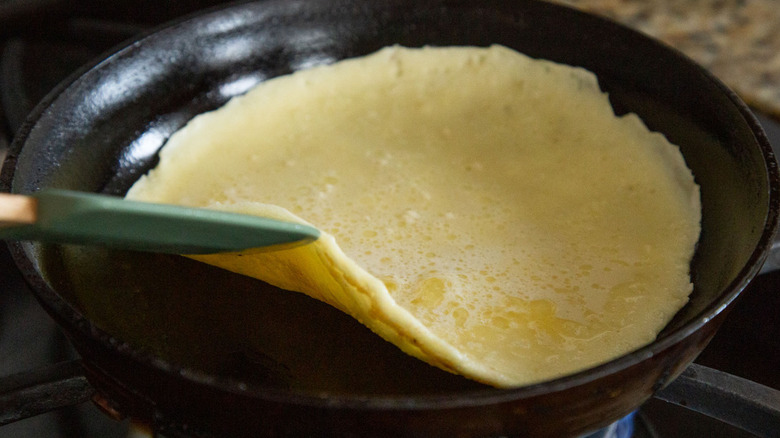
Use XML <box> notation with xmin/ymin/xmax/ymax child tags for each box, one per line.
<box><xmin>0</xmin><ymin>2</ymin><xmax>778</xmax><ymax>437</ymax></box>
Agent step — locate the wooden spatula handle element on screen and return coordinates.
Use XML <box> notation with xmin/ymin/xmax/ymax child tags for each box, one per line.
<box><xmin>0</xmin><ymin>193</ymin><xmax>38</xmax><ymax>226</ymax></box>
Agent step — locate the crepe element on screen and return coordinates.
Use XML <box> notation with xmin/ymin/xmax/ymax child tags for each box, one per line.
<box><xmin>126</xmin><ymin>45</ymin><xmax>701</xmax><ymax>387</ymax></box>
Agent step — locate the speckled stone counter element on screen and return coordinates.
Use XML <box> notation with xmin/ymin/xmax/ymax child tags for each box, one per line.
<box><xmin>552</xmin><ymin>0</ymin><xmax>780</xmax><ymax>121</ymax></box>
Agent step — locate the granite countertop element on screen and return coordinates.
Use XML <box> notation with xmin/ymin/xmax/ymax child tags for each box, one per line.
<box><xmin>552</xmin><ymin>0</ymin><xmax>780</xmax><ymax>122</ymax></box>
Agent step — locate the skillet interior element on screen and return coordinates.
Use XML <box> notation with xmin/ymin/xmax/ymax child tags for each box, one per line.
<box><xmin>4</xmin><ymin>0</ymin><xmax>776</xmax><ymax>402</ymax></box>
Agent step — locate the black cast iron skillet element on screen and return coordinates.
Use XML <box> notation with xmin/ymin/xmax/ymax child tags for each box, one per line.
<box><xmin>1</xmin><ymin>0</ymin><xmax>779</xmax><ymax>436</ymax></box>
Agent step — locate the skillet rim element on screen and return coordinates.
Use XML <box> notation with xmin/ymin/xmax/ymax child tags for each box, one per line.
<box><xmin>2</xmin><ymin>0</ymin><xmax>779</xmax><ymax>411</ymax></box>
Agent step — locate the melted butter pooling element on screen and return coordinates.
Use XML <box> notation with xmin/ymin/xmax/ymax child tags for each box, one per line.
<box><xmin>126</xmin><ymin>45</ymin><xmax>701</xmax><ymax>387</ymax></box>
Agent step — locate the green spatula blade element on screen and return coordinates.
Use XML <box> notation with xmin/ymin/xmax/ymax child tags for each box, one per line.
<box><xmin>0</xmin><ymin>189</ymin><xmax>319</xmax><ymax>254</ymax></box>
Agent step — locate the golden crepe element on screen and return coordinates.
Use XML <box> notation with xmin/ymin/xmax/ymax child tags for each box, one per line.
<box><xmin>126</xmin><ymin>45</ymin><xmax>701</xmax><ymax>387</ymax></box>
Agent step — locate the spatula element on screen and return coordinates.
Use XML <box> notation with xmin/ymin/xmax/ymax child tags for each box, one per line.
<box><xmin>0</xmin><ymin>189</ymin><xmax>319</xmax><ymax>254</ymax></box>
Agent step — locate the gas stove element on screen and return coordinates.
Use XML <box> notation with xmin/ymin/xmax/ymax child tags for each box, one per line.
<box><xmin>0</xmin><ymin>1</ymin><xmax>779</xmax><ymax>437</ymax></box>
